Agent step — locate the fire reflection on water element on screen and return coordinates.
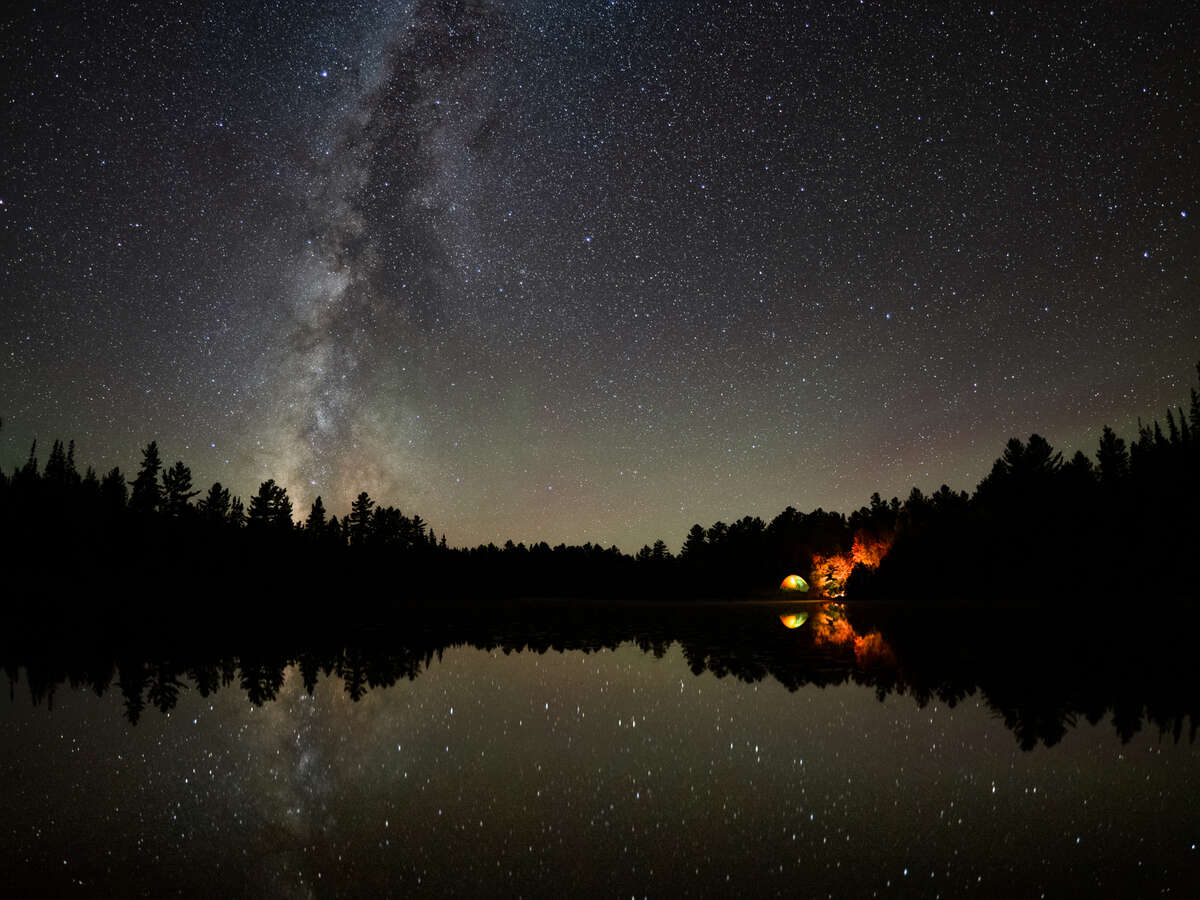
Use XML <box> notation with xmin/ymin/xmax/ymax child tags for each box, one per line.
<box><xmin>779</xmin><ymin>601</ymin><xmax>897</xmax><ymax>668</ymax></box>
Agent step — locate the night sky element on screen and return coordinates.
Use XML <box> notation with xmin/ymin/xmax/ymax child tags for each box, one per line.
<box><xmin>3</xmin><ymin>1</ymin><xmax>1198</xmax><ymax>551</ymax></box>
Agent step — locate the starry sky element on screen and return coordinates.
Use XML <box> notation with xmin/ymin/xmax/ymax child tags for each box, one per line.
<box><xmin>3</xmin><ymin>1</ymin><xmax>1198</xmax><ymax>550</ymax></box>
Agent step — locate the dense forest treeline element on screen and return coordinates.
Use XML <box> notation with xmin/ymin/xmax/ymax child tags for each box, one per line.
<box><xmin>2</xmin><ymin>364</ymin><xmax>1198</xmax><ymax>606</ymax></box>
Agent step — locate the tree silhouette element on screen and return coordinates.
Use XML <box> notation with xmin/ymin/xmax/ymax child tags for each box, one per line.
<box><xmin>1095</xmin><ymin>426</ymin><xmax>1129</xmax><ymax>485</ymax></box>
<box><xmin>43</xmin><ymin>439</ymin><xmax>68</xmax><ymax>487</ymax></box>
<box><xmin>128</xmin><ymin>441</ymin><xmax>162</xmax><ymax>515</ymax></box>
<box><xmin>198</xmin><ymin>482</ymin><xmax>231</xmax><ymax>524</ymax></box>
<box><xmin>15</xmin><ymin>439</ymin><xmax>38</xmax><ymax>489</ymax></box>
<box><xmin>370</xmin><ymin>505</ymin><xmax>407</xmax><ymax>547</ymax></box>
<box><xmin>411</xmin><ymin>513</ymin><xmax>427</xmax><ymax>543</ymax></box>
<box><xmin>247</xmin><ymin>479</ymin><xmax>293</xmax><ymax>531</ymax></box>
<box><xmin>305</xmin><ymin>496</ymin><xmax>327</xmax><ymax>534</ymax></box>
<box><xmin>65</xmin><ymin>440</ymin><xmax>80</xmax><ymax>488</ymax></box>
<box><xmin>99</xmin><ymin>467</ymin><xmax>128</xmax><ymax>513</ymax></box>
<box><xmin>161</xmin><ymin>461</ymin><xmax>199</xmax><ymax>517</ymax></box>
<box><xmin>327</xmin><ymin>514</ymin><xmax>345</xmax><ymax>547</ymax></box>
<box><xmin>80</xmin><ymin>465</ymin><xmax>99</xmax><ymax>504</ymax></box>
<box><xmin>680</xmin><ymin>524</ymin><xmax>706</xmax><ymax>559</ymax></box>
<box><xmin>1190</xmin><ymin>372</ymin><xmax>1200</xmax><ymax>434</ymax></box>
<box><xmin>349</xmin><ymin>491</ymin><xmax>375</xmax><ymax>546</ymax></box>
<box><xmin>228</xmin><ymin>496</ymin><xmax>245</xmax><ymax>529</ymax></box>
<box><xmin>42</xmin><ymin>439</ymin><xmax>81</xmax><ymax>493</ymax></box>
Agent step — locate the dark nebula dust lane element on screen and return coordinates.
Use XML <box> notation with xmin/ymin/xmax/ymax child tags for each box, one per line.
<box><xmin>2</xmin><ymin>1</ymin><xmax>1198</xmax><ymax>549</ymax></box>
<box><xmin>263</xmin><ymin>1</ymin><xmax>512</xmax><ymax>508</ymax></box>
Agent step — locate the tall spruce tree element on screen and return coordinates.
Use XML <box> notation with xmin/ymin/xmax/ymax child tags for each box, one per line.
<box><xmin>305</xmin><ymin>496</ymin><xmax>327</xmax><ymax>533</ymax></box>
<box><xmin>349</xmin><ymin>491</ymin><xmax>375</xmax><ymax>546</ymax></box>
<box><xmin>129</xmin><ymin>441</ymin><xmax>163</xmax><ymax>515</ymax></box>
<box><xmin>99</xmin><ymin>467</ymin><xmax>128</xmax><ymax>513</ymax></box>
<box><xmin>1096</xmin><ymin>425</ymin><xmax>1130</xmax><ymax>485</ymax></box>
<box><xmin>161</xmin><ymin>461</ymin><xmax>199</xmax><ymax>517</ymax></box>
<box><xmin>65</xmin><ymin>440</ymin><xmax>80</xmax><ymax>487</ymax></box>
<box><xmin>228</xmin><ymin>496</ymin><xmax>245</xmax><ymax>529</ymax></box>
<box><xmin>198</xmin><ymin>482</ymin><xmax>231</xmax><ymax>524</ymax></box>
<box><xmin>44</xmin><ymin>439</ymin><xmax>67</xmax><ymax>486</ymax></box>
<box><xmin>248</xmin><ymin>480</ymin><xmax>293</xmax><ymax>530</ymax></box>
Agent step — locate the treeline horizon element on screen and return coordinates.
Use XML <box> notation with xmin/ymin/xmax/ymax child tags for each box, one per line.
<box><xmin>2</xmin><ymin>363</ymin><xmax>1198</xmax><ymax>606</ymax></box>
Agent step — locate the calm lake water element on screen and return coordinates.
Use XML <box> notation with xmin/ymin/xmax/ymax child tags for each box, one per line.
<box><xmin>2</xmin><ymin>603</ymin><xmax>1198</xmax><ymax>897</ymax></box>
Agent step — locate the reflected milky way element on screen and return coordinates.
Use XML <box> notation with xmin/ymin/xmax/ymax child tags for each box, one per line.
<box><xmin>3</xmin><ymin>644</ymin><xmax>1198</xmax><ymax>897</ymax></box>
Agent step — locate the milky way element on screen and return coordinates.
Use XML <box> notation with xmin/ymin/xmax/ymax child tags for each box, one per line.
<box><xmin>3</xmin><ymin>1</ymin><xmax>1198</xmax><ymax>550</ymax></box>
<box><xmin>263</xmin><ymin>1</ymin><xmax>508</xmax><ymax>509</ymax></box>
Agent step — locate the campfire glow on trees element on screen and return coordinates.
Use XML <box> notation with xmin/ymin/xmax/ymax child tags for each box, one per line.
<box><xmin>778</xmin><ymin>531</ymin><xmax>896</xmax><ymax>654</ymax></box>
<box><xmin>795</xmin><ymin>531</ymin><xmax>897</xmax><ymax>663</ymax></box>
<box><xmin>810</xmin><ymin>531</ymin><xmax>894</xmax><ymax>597</ymax></box>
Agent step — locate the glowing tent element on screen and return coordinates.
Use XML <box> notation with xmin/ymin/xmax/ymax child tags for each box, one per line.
<box><xmin>780</xmin><ymin>612</ymin><xmax>809</xmax><ymax>629</ymax></box>
<box><xmin>780</xmin><ymin>574</ymin><xmax>809</xmax><ymax>592</ymax></box>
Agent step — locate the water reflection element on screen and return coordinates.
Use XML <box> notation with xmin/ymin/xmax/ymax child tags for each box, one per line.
<box><xmin>5</xmin><ymin>604</ymin><xmax>1200</xmax><ymax>898</ymax></box>
<box><xmin>4</xmin><ymin>601</ymin><xmax>1197</xmax><ymax>752</ymax></box>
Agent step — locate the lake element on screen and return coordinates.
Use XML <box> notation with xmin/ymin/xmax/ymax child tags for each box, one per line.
<box><xmin>2</xmin><ymin>601</ymin><xmax>1197</xmax><ymax>897</ymax></box>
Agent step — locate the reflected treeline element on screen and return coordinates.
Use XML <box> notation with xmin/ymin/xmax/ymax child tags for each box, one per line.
<box><xmin>5</xmin><ymin>602</ymin><xmax>1197</xmax><ymax>751</ymax></box>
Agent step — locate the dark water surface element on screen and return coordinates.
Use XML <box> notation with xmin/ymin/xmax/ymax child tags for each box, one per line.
<box><xmin>2</xmin><ymin>601</ymin><xmax>1197</xmax><ymax>897</ymax></box>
